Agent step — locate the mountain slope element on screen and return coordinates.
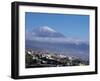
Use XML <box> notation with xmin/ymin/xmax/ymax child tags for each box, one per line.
<box><xmin>25</xmin><ymin>26</ymin><xmax>89</xmax><ymax>60</ymax></box>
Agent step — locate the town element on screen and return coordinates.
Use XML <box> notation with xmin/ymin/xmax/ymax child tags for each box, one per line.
<box><xmin>25</xmin><ymin>50</ymin><xmax>89</xmax><ymax>68</ymax></box>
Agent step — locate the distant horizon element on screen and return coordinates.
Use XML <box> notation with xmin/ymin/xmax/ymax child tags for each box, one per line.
<box><xmin>25</xmin><ymin>12</ymin><xmax>89</xmax><ymax>41</ymax></box>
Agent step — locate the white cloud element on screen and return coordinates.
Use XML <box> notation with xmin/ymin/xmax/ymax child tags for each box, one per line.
<box><xmin>27</xmin><ymin>37</ymin><xmax>88</xmax><ymax>45</ymax></box>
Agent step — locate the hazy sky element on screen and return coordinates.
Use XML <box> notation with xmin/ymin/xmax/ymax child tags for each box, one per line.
<box><xmin>25</xmin><ymin>12</ymin><xmax>89</xmax><ymax>41</ymax></box>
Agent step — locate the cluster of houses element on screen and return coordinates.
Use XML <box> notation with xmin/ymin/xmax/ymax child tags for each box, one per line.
<box><xmin>25</xmin><ymin>50</ymin><xmax>88</xmax><ymax>68</ymax></box>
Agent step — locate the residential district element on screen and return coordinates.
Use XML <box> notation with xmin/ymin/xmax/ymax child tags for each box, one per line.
<box><xmin>25</xmin><ymin>50</ymin><xmax>89</xmax><ymax>68</ymax></box>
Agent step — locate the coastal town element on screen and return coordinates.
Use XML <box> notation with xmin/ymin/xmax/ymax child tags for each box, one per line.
<box><xmin>25</xmin><ymin>50</ymin><xmax>89</xmax><ymax>68</ymax></box>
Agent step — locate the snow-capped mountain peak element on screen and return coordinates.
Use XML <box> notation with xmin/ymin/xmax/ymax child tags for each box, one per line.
<box><xmin>39</xmin><ymin>26</ymin><xmax>56</xmax><ymax>32</ymax></box>
<box><xmin>27</xmin><ymin>26</ymin><xmax>65</xmax><ymax>38</ymax></box>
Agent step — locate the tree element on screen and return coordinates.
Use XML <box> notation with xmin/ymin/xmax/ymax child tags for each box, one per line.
<box><xmin>25</xmin><ymin>53</ymin><xmax>33</xmax><ymax>65</ymax></box>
